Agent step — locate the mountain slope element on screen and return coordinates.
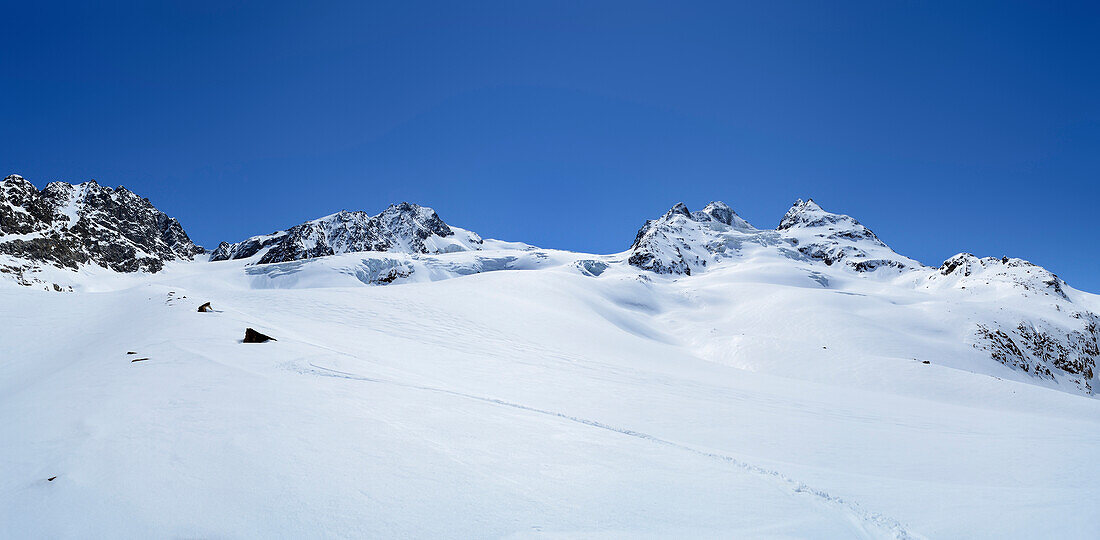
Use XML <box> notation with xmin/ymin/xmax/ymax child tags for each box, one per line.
<box><xmin>3</xmin><ymin>185</ymin><xmax>1100</xmax><ymax>537</ymax></box>
<box><xmin>626</xmin><ymin>199</ymin><xmax>1098</xmax><ymax>395</ymax></box>
<box><xmin>2</xmin><ymin>261</ymin><xmax>1097</xmax><ymax>538</ymax></box>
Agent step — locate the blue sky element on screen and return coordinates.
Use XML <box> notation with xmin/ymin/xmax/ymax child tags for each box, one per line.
<box><xmin>3</xmin><ymin>1</ymin><xmax>1099</xmax><ymax>290</ymax></box>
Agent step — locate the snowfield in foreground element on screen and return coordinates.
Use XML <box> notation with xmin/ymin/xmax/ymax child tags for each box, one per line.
<box><xmin>2</xmin><ymin>254</ymin><xmax>1098</xmax><ymax>539</ymax></box>
<box><xmin>3</xmin><ymin>181</ymin><xmax>1099</xmax><ymax>538</ymax></box>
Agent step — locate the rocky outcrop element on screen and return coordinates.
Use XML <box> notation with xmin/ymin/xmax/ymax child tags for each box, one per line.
<box><xmin>974</xmin><ymin>314</ymin><xmax>1098</xmax><ymax>394</ymax></box>
<box><xmin>211</xmin><ymin>203</ymin><xmax>483</xmax><ymax>264</ymax></box>
<box><xmin>0</xmin><ymin>175</ymin><xmax>203</xmax><ymax>276</ymax></box>
<box><xmin>243</xmin><ymin>328</ymin><xmax>276</xmax><ymax>343</ymax></box>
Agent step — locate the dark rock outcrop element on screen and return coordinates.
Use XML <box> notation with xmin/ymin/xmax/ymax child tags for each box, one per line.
<box><xmin>975</xmin><ymin>315</ymin><xmax>1098</xmax><ymax>394</ymax></box>
<box><xmin>243</xmin><ymin>328</ymin><xmax>276</xmax><ymax>343</ymax></box>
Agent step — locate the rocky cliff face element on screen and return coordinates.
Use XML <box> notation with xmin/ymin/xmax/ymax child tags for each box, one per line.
<box><xmin>0</xmin><ymin>175</ymin><xmax>202</xmax><ymax>281</ymax></box>
<box><xmin>211</xmin><ymin>202</ymin><xmax>483</xmax><ymax>264</ymax></box>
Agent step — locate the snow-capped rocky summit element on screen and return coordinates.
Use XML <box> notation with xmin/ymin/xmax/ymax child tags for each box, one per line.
<box><xmin>777</xmin><ymin>198</ymin><xmax>920</xmax><ymax>272</ymax></box>
<box><xmin>935</xmin><ymin>252</ymin><xmax>1068</xmax><ymax>300</ymax></box>
<box><xmin>211</xmin><ymin>202</ymin><xmax>484</xmax><ymax>264</ymax></box>
<box><xmin>628</xmin><ymin>201</ymin><xmax>782</xmax><ymax>275</ymax></box>
<box><xmin>0</xmin><ymin>174</ymin><xmax>202</xmax><ymax>286</ymax></box>
<box><xmin>627</xmin><ymin>198</ymin><xmax>917</xmax><ymax>276</ymax></box>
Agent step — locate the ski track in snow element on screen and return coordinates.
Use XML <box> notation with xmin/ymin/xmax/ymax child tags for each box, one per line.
<box><xmin>300</xmin><ymin>359</ymin><xmax>922</xmax><ymax>540</ymax></box>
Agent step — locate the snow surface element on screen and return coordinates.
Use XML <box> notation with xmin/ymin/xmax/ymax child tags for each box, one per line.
<box><xmin>3</xmin><ymin>196</ymin><xmax>1100</xmax><ymax>538</ymax></box>
<box><xmin>2</xmin><ymin>245</ymin><xmax>1099</xmax><ymax>538</ymax></box>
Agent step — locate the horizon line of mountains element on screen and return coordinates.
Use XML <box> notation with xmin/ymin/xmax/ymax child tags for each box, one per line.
<box><xmin>0</xmin><ymin>173</ymin><xmax>1070</xmax><ymax>286</ymax></box>
<box><xmin>2</xmin><ymin>173</ymin><xmax>1098</xmax><ymax>396</ymax></box>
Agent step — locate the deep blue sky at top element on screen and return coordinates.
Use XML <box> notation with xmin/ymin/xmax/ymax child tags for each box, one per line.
<box><xmin>3</xmin><ymin>1</ymin><xmax>1098</xmax><ymax>289</ymax></box>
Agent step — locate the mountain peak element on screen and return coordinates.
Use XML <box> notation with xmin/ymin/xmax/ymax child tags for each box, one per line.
<box><xmin>0</xmin><ymin>177</ymin><xmax>202</xmax><ymax>280</ymax></box>
<box><xmin>664</xmin><ymin>202</ymin><xmax>692</xmax><ymax>219</ymax></box>
<box><xmin>777</xmin><ymin>198</ymin><xmax>836</xmax><ymax>231</ymax></box>
<box><xmin>212</xmin><ymin>202</ymin><xmax>481</xmax><ymax>264</ymax></box>
<box><xmin>627</xmin><ymin>201</ymin><xmax>766</xmax><ymax>275</ymax></box>
<box><xmin>774</xmin><ymin>198</ymin><xmax>918</xmax><ymax>271</ymax></box>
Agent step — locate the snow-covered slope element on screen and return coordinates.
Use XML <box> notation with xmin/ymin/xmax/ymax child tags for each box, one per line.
<box><xmin>3</xmin><ymin>182</ymin><xmax>1100</xmax><ymax>538</ymax></box>
<box><xmin>2</xmin><ymin>258</ymin><xmax>1098</xmax><ymax>538</ymax></box>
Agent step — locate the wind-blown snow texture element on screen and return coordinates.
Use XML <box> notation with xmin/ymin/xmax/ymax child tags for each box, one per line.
<box><xmin>2</xmin><ymin>178</ymin><xmax>1099</xmax><ymax>538</ymax></box>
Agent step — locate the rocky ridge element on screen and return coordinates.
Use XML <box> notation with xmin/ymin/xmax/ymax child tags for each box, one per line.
<box><xmin>211</xmin><ymin>203</ymin><xmax>483</xmax><ymax>264</ymax></box>
<box><xmin>0</xmin><ymin>175</ymin><xmax>202</xmax><ymax>287</ymax></box>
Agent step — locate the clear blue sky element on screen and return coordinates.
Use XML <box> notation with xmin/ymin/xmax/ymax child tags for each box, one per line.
<box><xmin>3</xmin><ymin>1</ymin><xmax>1098</xmax><ymax>290</ymax></box>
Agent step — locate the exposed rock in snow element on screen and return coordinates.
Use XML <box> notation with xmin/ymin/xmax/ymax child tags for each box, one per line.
<box><xmin>974</xmin><ymin>314</ymin><xmax>1098</xmax><ymax>394</ymax></box>
<box><xmin>243</xmin><ymin>328</ymin><xmax>276</xmax><ymax>343</ymax></box>
<box><xmin>211</xmin><ymin>203</ymin><xmax>484</xmax><ymax>264</ymax></box>
<box><xmin>776</xmin><ymin>198</ymin><xmax>920</xmax><ymax>272</ymax></box>
<box><xmin>0</xmin><ymin>174</ymin><xmax>202</xmax><ymax>280</ymax></box>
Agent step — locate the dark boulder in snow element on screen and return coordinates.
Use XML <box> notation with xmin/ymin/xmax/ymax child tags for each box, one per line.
<box><xmin>243</xmin><ymin>328</ymin><xmax>276</xmax><ymax>343</ymax></box>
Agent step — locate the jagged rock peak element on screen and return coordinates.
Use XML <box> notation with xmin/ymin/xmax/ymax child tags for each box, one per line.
<box><xmin>650</xmin><ymin>201</ymin><xmax>755</xmax><ymax>230</ymax></box>
<box><xmin>211</xmin><ymin>201</ymin><xmax>483</xmax><ymax>264</ymax></box>
<box><xmin>778</xmin><ymin>198</ymin><xmax>875</xmax><ymax>239</ymax></box>
<box><xmin>0</xmin><ymin>175</ymin><xmax>203</xmax><ymax>275</ymax></box>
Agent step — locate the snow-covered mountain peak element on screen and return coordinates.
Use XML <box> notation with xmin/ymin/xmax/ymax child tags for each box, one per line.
<box><xmin>699</xmin><ymin>201</ymin><xmax>755</xmax><ymax>229</ymax></box>
<box><xmin>211</xmin><ymin>201</ymin><xmax>484</xmax><ymax>264</ymax></box>
<box><xmin>933</xmin><ymin>252</ymin><xmax>1070</xmax><ymax>301</ymax></box>
<box><xmin>627</xmin><ymin>201</ymin><xmax>775</xmax><ymax>275</ymax></box>
<box><xmin>778</xmin><ymin>198</ymin><xmax>875</xmax><ymax>238</ymax></box>
<box><xmin>775</xmin><ymin>198</ymin><xmax>919</xmax><ymax>272</ymax></box>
